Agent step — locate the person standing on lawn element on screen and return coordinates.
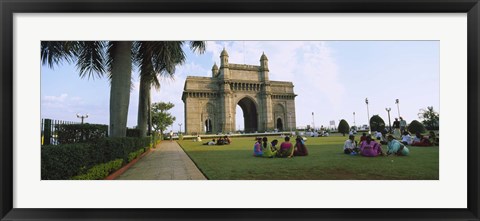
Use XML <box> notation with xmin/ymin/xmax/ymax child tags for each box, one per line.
<box><xmin>392</xmin><ymin>118</ymin><xmax>401</xmax><ymax>138</ymax></box>
<box><xmin>399</xmin><ymin>117</ymin><xmax>407</xmax><ymax>134</ymax></box>
<box><xmin>276</xmin><ymin>136</ymin><xmax>294</xmax><ymax>158</ymax></box>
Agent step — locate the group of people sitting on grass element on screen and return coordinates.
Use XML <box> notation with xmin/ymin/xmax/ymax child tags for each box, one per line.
<box><xmin>343</xmin><ymin>134</ymin><xmax>409</xmax><ymax>157</ymax></box>
<box><xmin>253</xmin><ymin>136</ymin><xmax>308</xmax><ymax>158</ymax></box>
<box><xmin>343</xmin><ymin>131</ymin><xmax>438</xmax><ymax>157</ymax></box>
<box><xmin>202</xmin><ymin>136</ymin><xmax>231</xmax><ymax>146</ymax></box>
<box><xmin>400</xmin><ymin>131</ymin><xmax>438</xmax><ymax>146</ymax></box>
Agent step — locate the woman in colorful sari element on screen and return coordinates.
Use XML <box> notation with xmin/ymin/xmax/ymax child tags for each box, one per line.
<box><xmin>411</xmin><ymin>132</ymin><xmax>432</xmax><ymax>146</ymax></box>
<box><xmin>253</xmin><ymin>137</ymin><xmax>263</xmax><ymax>157</ymax></box>
<box><xmin>294</xmin><ymin>137</ymin><xmax>308</xmax><ymax>156</ymax></box>
<box><xmin>271</xmin><ymin>139</ymin><xmax>279</xmax><ymax>151</ymax></box>
<box><xmin>261</xmin><ymin>137</ymin><xmax>276</xmax><ymax>158</ymax></box>
<box><xmin>359</xmin><ymin>135</ymin><xmax>384</xmax><ymax>157</ymax></box>
<box><xmin>387</xmin><ymin>134</ymin><xmax>410</xmax><ymax>156</ymax></box>
<box><xmin>276</xmin><ymin>136</ymin><xmax>294</xmax><ymax>158</ymax></box>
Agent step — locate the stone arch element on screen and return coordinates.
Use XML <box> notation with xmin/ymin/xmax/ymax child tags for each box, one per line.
<box><xmin>274</xmin><ymin>103</ymin><xmax>286</xmax><ymax>131</ymax></box>
<box><xmin>182</xmin><ymin>51</ymin><xmax>296</xmax><ymax>134</ymax></box>
<box><xmin>276</xmin><ymin>118</ymin><xmax>284</xmax><ymax>131</ymax></box>
<box><xmin>204</xmin><ymin>102</ymin><xmax>216</xmax><ymax>133</ymax></box>
<box><xmin>236</xmin><ymin>96</ymin><xmax>259</xmax><ymax>133</ymax></box>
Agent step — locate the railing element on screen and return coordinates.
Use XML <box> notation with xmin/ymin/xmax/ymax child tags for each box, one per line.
<box><xmin>41</xmin><ymin>118</ymin><xmax>78</xmax><ymax>145</ymax></box>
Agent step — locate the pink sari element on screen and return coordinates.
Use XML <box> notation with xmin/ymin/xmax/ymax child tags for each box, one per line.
<box><xmin>360</xmin><ymin>140</ymin><xmax>382</xmax><ymax>157</ymax></box>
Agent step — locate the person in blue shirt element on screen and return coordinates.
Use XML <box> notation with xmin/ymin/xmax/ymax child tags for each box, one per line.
<box><xmin>387</xmin><ymin>134</ymin><xmax>409</xmax><ymax>156</ymax></box>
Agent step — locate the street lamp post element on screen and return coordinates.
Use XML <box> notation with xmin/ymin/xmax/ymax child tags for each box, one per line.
<box><xmin>178</xmin><ymin>123</ymin><xmax>182</xmax><ymax>135</ymax></box>
<box><xmin>395</xmin><ymin>99</ymin><xmax>401</xmax><ymax>118</ymax></box>
<box><xmin>76</xmin><ymin>113</ymin><xmax>88</xmax><ymax>124</ymax></box>
<box><xmin>353</xmin><ymin>112</ymin><xmax>356</xmax><ymax>127</ymax></box>
<box><xmin>312</xmin><ymin>112</ymin><xmax>315</xmax><ymax>131</ymax></box>
<box><xmin>365</xmin><ymin>98</ymin><xmax>370</xmax><ymax>134</ymax></box>
<box><xmin>385</xmin><ymin>108</ymin><xmax>392</xmax><ymax>133</ymax></box>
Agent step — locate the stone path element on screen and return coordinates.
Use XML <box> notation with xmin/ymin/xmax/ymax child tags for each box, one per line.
<box><xmin>115</xmin><ymin>141</ymin><xmax>207</xmax><ymax>180</ymax></box>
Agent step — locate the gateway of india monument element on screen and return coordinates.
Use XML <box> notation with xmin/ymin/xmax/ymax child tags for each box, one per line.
<box><xmin>182</xmin><ymin>48</ymin><xmax>296</xmax><ymax>134</ymax></box>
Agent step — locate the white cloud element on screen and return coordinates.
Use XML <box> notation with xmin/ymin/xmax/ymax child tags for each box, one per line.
<box><xmin>41</xmin><ymin>93</ymin><xmax>95</xmax><ymax>122</ymax></box>
<box><xmin>43</xmin><ymin>93</ymin><xmax>68</xmax><ymax>102</ymax></box>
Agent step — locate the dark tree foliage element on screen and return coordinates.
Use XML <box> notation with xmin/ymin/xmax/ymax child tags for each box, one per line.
<box><xmin>418</xmin><ymin>106</ymin><xmax>439</xmax><ymax>130</ymax></box>
<box><xmin>370</xmin><ymin>115</ymin><xmax>386</xmax><ymax>132</ymax></box>
<box><xmin>408</xmin><ymin>120</ymin><xmax>426</xmax><ymax>134</ymax></box>
<box><xmin>338</xmin><ymin>119</ymin><xmax>350</xmax><ymax>136</ymax></box>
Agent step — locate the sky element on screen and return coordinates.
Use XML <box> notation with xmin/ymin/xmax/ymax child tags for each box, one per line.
<box><xmin>41</xmin><ymin>41</ymin><xmax>439</xmax><ymax>132</ymax></box>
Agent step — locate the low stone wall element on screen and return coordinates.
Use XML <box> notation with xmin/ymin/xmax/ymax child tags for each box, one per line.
<box><xmin>179</xmin><ymin>132</ymin><xmax>293</xmax><ymax>140</ymax></box>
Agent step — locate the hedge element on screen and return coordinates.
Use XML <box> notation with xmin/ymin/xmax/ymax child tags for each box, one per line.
<box><xmin>128</xmin><ymin>148</ymin><xmax>146</xmax><ymax>162</ymax></box>
<box><xmin>71</xmin><ymin>159</ymin><xmax>124</xmax><ymax>180</ymax></box>
<box><xmin>126</xmin><ymin>128</ymin><xmax>142</xmax><ymax>137</ymax></box>
<box><xmin>41</xmin><ymin>137</ymin><xmax>151</xmax><ymax>180</ymax></box>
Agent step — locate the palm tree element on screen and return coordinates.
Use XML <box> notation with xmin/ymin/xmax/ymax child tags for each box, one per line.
<box><xmin>42</xmin><ymin>41</ymin><xmax>133</xmax><ymax>137</ymax></box>
<box><xmin>418</xmin><ymin>106</ymin><xmax>439</xmax><ymax>130</ymax></box>
<box><xmin>135</xmin><ymin>41</ymin><xmax>205</xmax><ymax>137</ymax></box>
<box><xmin>41</xmin><ymin>41</ymin><xmax>205</xmax><ymax>138</ymax></box>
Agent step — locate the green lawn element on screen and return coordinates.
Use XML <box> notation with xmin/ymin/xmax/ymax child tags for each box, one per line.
<box><xmin>178</xmin><ymin>135</ymin><xmax>439</xmax><ymax>180</ymax></box>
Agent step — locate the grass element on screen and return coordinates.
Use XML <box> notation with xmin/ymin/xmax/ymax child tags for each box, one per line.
<box><xmin>178</xmin><ymin>135</ymin><xmax>439</xmax><ymax>180</ymax></box>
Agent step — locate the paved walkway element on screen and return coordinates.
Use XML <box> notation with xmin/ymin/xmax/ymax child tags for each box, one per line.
<box><xmin>115</xmin><ymin>141</ymin><xmax>207</xmax><ymax>180</ymax></box>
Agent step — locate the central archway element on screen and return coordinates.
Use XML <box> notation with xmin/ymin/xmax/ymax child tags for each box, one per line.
<box><xmin>276</xmin><ymin>118</ymin><xmax>283</xmax><ymax>131</ymax></box>
<box><xmin>205</xmin><ymin>119</ymin><xmax>212</xmax><ymax>133</ymax></box>
<box><xmin>237</xmin><ymin>97</ymin><xmax>258</xmax><ymax>133</ymax></box>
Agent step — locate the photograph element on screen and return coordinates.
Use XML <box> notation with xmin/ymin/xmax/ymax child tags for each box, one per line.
<box><xmin>41</xmin><ymin>40</ymin><xmax>440</xmax><ymax>180</ymax></box>
<box><xmin>2</xmin><ymin>0</ymin><xmax>479</xmax><ymax>220</ymax></box>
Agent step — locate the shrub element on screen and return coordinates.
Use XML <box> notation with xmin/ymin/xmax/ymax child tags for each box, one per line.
<box><xmin>370</xmin><ymin>115</ymin><xmax>386</xmax><ymax>132</ymax></box>
<box><xmin>41</xmin><ymin>143</ymin><xmax>91</xmax><ymax>180</ymax></box>
<box><xmin>128</xmin><ymin>148</ymin><xmax>145</xmax><ymax>162</ymax></box>
<box><xmin>41</xmin><ymin>136</ymin><xmax>151</xmax><ymax>180</ymax></box>
<box><xmin>90</xmin><ymin>137</ymin><xmax>150</xmax><ymax>163</ymax></box>
<box><xmin>408</xmin><ymin>120</ymin><xmax>426</xmax><ymax>134</ymax></box>
<box><xmin>71</xmin><ymin>159</ymin><xmax>123</xmax><ymax>180</ymax></box>
<box><xmin>337</xmin><ymin>120</ymin><xmax>350</xmax><ymax>136</ymax></box>
<box><xmin>126</xmin><ymin>128</ymin><xmax>142</xmax><ymax>137</ymax></box>
<box><xmin>56</xmin><ymin>123</ymin><xmax>108</xmax><ymax>144</ymax></box>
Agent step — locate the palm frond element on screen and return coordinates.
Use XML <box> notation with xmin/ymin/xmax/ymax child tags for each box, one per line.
<box><xmin>189</xmin><ymin>41</ymin><xmax>206</xmax><ymax>54</ymax></box>
<box><xmin>106</xmin><ymin>41</ymin><xmax>117</xmax><ymax>81</ymax></box>
<box><xmin>41</xmin><ymin>41</ymin><xmax>77</xmax><ymax>68</ymax></box>
<box><xmin>76</xmin><ymin>41</ymin><xmax>107</xmax><ymax>80</ymax></box>
<box><xmin>150</xmin><ymin>41</ymin><xmax>186</xmax><ymax>75</ymax></box>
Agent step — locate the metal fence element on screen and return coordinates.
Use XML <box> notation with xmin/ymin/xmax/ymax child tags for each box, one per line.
<box><xmin>41</xmin><ymin>118</ymin><xmax>79</xmax><ymax>145</ymax></box>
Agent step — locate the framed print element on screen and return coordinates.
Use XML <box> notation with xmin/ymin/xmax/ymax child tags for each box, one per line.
<box><xmin>1</xmin><ymin>0</ymin><xmax>479</xmax><ymax>220</ymax></box>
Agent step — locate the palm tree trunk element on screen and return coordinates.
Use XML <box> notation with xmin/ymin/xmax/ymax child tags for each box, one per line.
<box><xmin>137</xmin><ymin>76</ymin><xmax>151</xmax><ymax>137</ymax></box>
<box><xmin>109</xmin><ymin>41</ymin><xmax>132</xmax><ymax>137</ymax></box>
<box><xmin>148</xmin><ymin>91</ymin><xmax>152</xmax><ymax>136</ymax></box>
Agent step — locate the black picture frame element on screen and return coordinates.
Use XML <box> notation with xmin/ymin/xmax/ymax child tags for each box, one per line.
<box><xmin>1</xmin><ymin>0</ymin><xmax>479</xmax><ymax>220</ymax></box>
